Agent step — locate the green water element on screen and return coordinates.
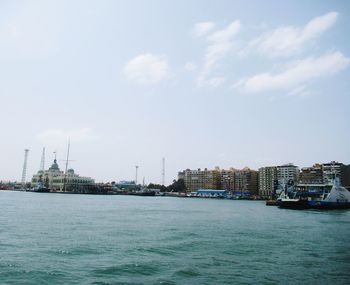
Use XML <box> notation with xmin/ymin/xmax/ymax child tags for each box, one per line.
<box><xmin>0</xmin><ymin>191</ymin><xmax>349</xmax><ymax>284</ymax></box>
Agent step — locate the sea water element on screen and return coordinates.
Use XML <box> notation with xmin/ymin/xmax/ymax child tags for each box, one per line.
<box><xmin>0</xmin><ymin>191</ymin><xmax>349</xmax><ymax>284</ymax></box>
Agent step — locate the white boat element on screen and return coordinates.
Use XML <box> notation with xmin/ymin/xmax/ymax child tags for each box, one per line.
<box><xmin>279</xmin><ymin>177</ymin><xmax>350</xmax><ymax>210</ymax></box>
<box><xmin>307</xmin><ymin>178</ymin><xmax>350</xmax><ymax>209</ymax></box>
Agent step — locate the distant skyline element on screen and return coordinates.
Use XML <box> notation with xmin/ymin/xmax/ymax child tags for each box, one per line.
<box><xmin>1</xmin><ymin>0</ymin><xmax>350</xmax><ymax>184</ymax></box>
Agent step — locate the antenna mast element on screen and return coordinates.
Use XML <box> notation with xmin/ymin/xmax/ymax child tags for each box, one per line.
<box><xmin>40</xmin><ymin>147</ymin><xmax>46</xmax><ymax>171</ymax></box>
<box><xmin>63</xmin><ymin>140</ymin><xmax>70</xmax><ymax>192</ymax></box>
<box><xmin>21</xmin><ymin>149</ymin><xmax>29</xmax><ymax>189</ymax></box>
<box><xmin>65</xmin><ymin>141</ymin><xmax>70</xmax><ymax>174</ymax></box>
<box><xmin>162</xmin><ymin>157</ymin><xmax>165</xmax><ymax>186</ymax></box>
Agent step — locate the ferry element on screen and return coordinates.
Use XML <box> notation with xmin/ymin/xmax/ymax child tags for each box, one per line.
<box><xmin>279</xmin><ymin>177</ymin><xmax>350</xmax><ymax>210</ymax></box>
<box><xmin>307</xmin><ymin>178</ymin><xmax>350</xmax><ymax>209</ymax></box>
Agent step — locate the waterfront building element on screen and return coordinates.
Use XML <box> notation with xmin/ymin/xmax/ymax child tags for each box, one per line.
<box><xmin>177</xmin><ymin>171</ymin><xmax>185</xmax><ymax>181</ymax></box>
<box><xmin>31</xmin><ymin>159</ymin><xmax>94</xmax><ymax>191</ymax></box>
<box><xmin>322</xmin><ymin>161</ymin><xmax>348</xmax><ymax>185</ymax></box>
<box><xmin>195</xmin><ymin>189</ymin><xmax>229</xmax><ymax>198</ymax></box>
<box><xmin>179</xmin><ymin>167</ymin><xmax>258</xmax><ymax>194</ymax></box>
<box><xmin>220</xmin><ymin>168</ymin><xmax>236</xmax><ymax>191</ymax></box>
<box><xmin>113</xmin><ymin>180</ymin><xmax>140</xmax><ymax>191</ymax></box>
<box><xmin>258</xmin><ymin>166</ymin><xmax>277</xmax><ymax>199</ymax></box>
<box><xmin>0</xmin><ymin>181</ymin><xmax>16</xmax><ymax>190</ymax></box>
<box><xmin>178</xmin><ymin>167</ymin><xmax>221</xmax><ymax>192</ymax></box>
<box><xmin>299</xmin><ymin>164</ymin><xmax>323</xmax><ymax>184</ymax></box>
<box><xmin>234</xmin><ymin>168</ymin><xmax>259</xmax><ymax>195</ymax></box>
<box><xmin>277</xmin><ymin>163</ymin><xmax>299</xmax><ymax>185</ymax></box>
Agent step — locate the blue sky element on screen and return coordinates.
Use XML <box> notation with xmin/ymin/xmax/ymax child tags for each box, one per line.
<box><xmin>1</xmin><ymin>0</ymin><xmax>349</xmax><ymax>184</ymax></box>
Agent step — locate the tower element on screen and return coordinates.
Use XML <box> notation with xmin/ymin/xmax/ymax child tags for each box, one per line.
<box><xmin>21</xmin><ymin>149</ymin><xmax>29</xmax><ymax>189</ymax></box>
<box><xmin>40</xmin><ymin>147</ymin><xmax>46</xmax><ymax>171</ymax></box>
<box><xmin>135</xmin><ymin>165</ymin><xmax>139</xmax><ymax>185</ymax></box>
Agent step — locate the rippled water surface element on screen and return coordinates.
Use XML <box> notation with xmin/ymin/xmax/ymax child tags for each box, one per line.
<box><xmin>1</xmin><ymin>191</ymin><xmax>349</xmax><ymax>284</ymax></box>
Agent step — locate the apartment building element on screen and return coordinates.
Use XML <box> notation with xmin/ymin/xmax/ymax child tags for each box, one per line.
<box><xmin>258</xmin><ymin>166</ymin><xmax>277</xmax><ymax>198</ymax></box>
<box><xmin>234</xmin><ymin>167</ymin><xmax>259</xmax><ymax>195</ymax></box>
<box><xmin>277</xmin><ymin>163</ymin><xmax>299</xmax><ymax>185</ymax></box>
<box><xmin>299</xmin><ymin>164</ymin><xmax>323</xmax><ymax>184</ymax></box>
<box><xmin>178</xmin><ymin>167</ymin><xmax>221</xmax><ymax>192</ymax></box>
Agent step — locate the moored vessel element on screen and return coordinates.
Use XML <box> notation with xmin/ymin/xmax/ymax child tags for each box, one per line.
<box><xmin>279</xmin><ymin>196</ymin><xmax>309</xmax><ymax>209</ymax></box>
<box><xmin>278</xmin><ymin>177</ymin><xmax>350</xmax><ymax>210</ymax></box>
<box><xmin>28</xmin><ymin>182</ymin><xmax>50</xmax><ymax>193</ymax></box>
<box><xmin>307</xmin><ymin>178</ymin><xmax>350</xmax><ymax>209</ymax></box>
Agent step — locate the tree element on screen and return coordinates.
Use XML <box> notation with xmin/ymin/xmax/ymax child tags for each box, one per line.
<box><xmin>167</xmin><ymin>178</ymin><xmax>186</xmax><ymax>192</ymax></box>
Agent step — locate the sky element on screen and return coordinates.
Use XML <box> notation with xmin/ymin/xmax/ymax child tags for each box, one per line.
<box><xmin>1</xmin><ymin>0</ymin><xmax>350</xmax><ymax>184</ymax></box>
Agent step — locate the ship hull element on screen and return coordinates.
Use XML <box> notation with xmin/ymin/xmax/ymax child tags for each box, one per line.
<box><xmin>280</xmin><ymin>200</ymin><xmax>350</xmax><ymax>210</ymax></box>
<box><xmin>279</xmin><ymin>199</ymin><xmax>310</xmax><ymax>210</ymax></box>
<box><xmin>307</xmin><ymin>201</ymin><xmax>350</xmax><ymax>210</ymax></box>
<box><xmin>129</xmin><ymin>191</ymin><xmax>156</xmax><ymax>196</ymax></box>
<box><xmin>28</xmin><ymin>187</ymin><xmax>50</xmax><ymax>193</ymax></box>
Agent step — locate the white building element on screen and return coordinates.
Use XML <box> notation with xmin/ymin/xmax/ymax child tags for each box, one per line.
<box><xmin>277</xmin><ymin>163</ymin><xmax>299</xmax><ymax>185</ymax></box>
<box><xmin>31</xmin><ymin>159</ymin><xmax>94</xmax><ymax>191</ymax></box>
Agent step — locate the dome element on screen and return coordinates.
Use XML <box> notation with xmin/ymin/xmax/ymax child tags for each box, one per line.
<box><xmin>67</xmin><ymin>169</ymin><xmax>75</xmax><ymax>174</ymax></box>
<box><xmin>48</xmin><ymin>159</ymin><xmax>60</xmax><ymax>171</ymax></box>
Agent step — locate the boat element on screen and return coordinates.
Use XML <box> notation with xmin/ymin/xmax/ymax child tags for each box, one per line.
<box><xmin>129</xmin><ymin>190</ymin><xmax>156</xmax><ymax>196</ymax></box>
<box><xmin>278</xmin><ymin>186</ymin><xmax>310</xmax><ymax>209</ymax></box>
<box><xmin>277</xmin><ymin>181</ymin><xmax>306</xmax><ymax>209</ymax></box>
<box><xmin>278</xmin><ymin>177</ymin><xmax>350</xmax><ymax>210</ymax></box>
<box><xmin>307</xmin><ymin>178</ymin><xmax>350</xmax><ymax>209</ymax></box>
<box><xmin>279</xmin><ymin>196</ymin><xmax>309</xmax><ymax>209</ymax></box>
<box><xmin>29</xmin><ymin>182</ymin><xmax>50</xmax><ymax>193</ymax></box>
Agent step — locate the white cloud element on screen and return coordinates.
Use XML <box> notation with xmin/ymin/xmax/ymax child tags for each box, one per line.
<box><xmin>234</xmin><ymin>51</ymin><xmax>350</xmax><ymax>93</ymax></box>
<box><xmin>207</xmin><ymin>21</ymin><xmax>240</xmax><ymax>43</ymax></box>
<box><xmin>287</xmin><ymin>85</ymin><xmax>313</xmax><ymax>97</ymax></box>
<box><xmin>197</xmin><ymin>20</ymin><xmax>240</xmax><ymax>86</ymax></box>
<box><xmin>37</xmin><ymin>128</ymin><xmax>95</xmax><ymax>148</ymax></box>
<box><xmin>184</xmin><ymin>62</ymin><xmax>197</xmax><ymax>71</ymax></box>
<box><xmin>250</xmin><ymin>12</ymin><xmax>338</xmax><ymax>57</ymax></box>
<box><xmin>193</xmin><ymin>21</ymin><xmax>215</xmax><ymax>37</ymax></box>
<box><xmin>206</xmin><ymin>77</ymin><xmax>226</xmax><ymax>87</ymax></box>
<box><xmin>124</xmin><ymin>53</ymin><xmax>169</xmax><ymax>85</ymax></box>
<box><xmin>203</xmin><ymin>42</ymin><xmax>232</xmax><ymax>73</ymax></box>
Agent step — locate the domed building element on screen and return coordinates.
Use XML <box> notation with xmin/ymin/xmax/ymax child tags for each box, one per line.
<box><xmin>31</xmin><ymin>159</ymin><xmax>95</xmax><ymax>192</ymax></box>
